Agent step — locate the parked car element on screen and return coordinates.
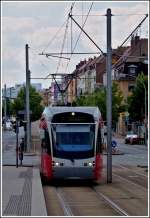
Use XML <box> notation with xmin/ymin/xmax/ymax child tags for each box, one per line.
<box><xmin>125</xmin><ymin>131</ymin><xmax>138</xmax><ymax>144</ymax></box>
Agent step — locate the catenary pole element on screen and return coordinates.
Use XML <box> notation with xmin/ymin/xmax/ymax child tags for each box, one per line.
<box><xmin>25</xmin><ymin>44</ymin><xmax>31</xmax><ymax>152</ymax></box>
<box><xmin>4</xmin><ymin>84</ymin><xmax>7</xmax><ymax>129</ymax></box>
<box><xmin>106</xmin><ymin>8</ymin><xmax>112</xmax><ymax>183</ymax></box>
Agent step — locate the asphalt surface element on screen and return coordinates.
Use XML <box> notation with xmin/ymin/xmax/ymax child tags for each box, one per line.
<box><xmin>110</xmin><ymin>137</ymin><xmax>148</xmax><ymax>166</ymax></box>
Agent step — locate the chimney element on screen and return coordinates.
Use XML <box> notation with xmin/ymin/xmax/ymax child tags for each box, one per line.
<box><xmin>131</xmin><ymin>35</ymin><xmax>140</xmax><ymax>48</ymax></box>
<box><xmin>135</xmin><ymin>35</ymin><xmax>140</xmax><ymax>45</ymax></box>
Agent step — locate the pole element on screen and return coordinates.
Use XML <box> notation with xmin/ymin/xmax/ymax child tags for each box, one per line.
<box><xmin>25</xmin><ymin>44</ymin><xmax>31</xmax><ymax>152</ymax></box>
<box><xmin>142</xmin><ymin>82</ymin><xmax>147</xmax><ymax>146</ymax></box>
<box><xmin>106</xmin><ymin>8</ymin><xmax>112</xmax><ymax>183</ymax></box>
<box><xmin>4</xmin><ymin>84</ymin><xmax>7</xmax><ymax>129</ymax></box>
<box><xmin>16</xmin><ymin>118</ymin><xmax>19</xmax><ymax>168</ymax></box>
<box><xmin>9</xmin><ymin>87</ymin><xmax>11</xmax><ymax>99</ymax></box>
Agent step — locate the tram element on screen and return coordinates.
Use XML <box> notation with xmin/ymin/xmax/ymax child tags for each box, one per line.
<box><xmin>40</xmin><ymin>106</ymin><xmax>103</xmax><ymax>181</ymax></box>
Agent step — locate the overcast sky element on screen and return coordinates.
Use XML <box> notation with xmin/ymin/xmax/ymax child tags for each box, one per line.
<box><xmin>2</xmin><ymin>1</ymin><xmax>148</xmax><ymax>89</ymax></box>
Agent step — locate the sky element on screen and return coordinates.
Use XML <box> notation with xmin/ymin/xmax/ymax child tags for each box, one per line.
<box><xmin>2</xmin><ymin>1</ymin><xmax>149</xmax><ymax>89</ymax></box>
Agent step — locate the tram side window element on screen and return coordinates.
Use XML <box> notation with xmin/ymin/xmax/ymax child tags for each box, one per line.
<box><xmin>42</xmin><ymin>130</ymin><xmax>51</xmax><ymax>154</ymax></box>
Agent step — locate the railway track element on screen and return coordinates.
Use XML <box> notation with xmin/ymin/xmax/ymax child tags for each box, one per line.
<box><xmin>42</xmin><ymin>165</ymin><xmax>148</xmax><ymax>216</ymax></box>
<box><xmin>91</xmin><ymin>186</ymin><xmax>129</xmax><ymax>216</ymax></box>
<box><xmin>55</xmin><ymin>187</ymin><xmax>74</xmax><ymax>216</ymax></box>
<box><xmin>115</xmin><ymin>164</ymin><xmax>148</xmax><ymax>178</ymax></box>
<box><xmin>43</xmin><ymin>184</ymin><xmax>129</xmax><ymax>216</ymax></box>
<box><xmin>112</xmin><ymin>167</ymin><xmax>148</xmax><ymax>189</ymax></box>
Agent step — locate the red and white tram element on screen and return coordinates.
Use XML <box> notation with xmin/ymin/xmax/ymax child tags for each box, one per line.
<box><xmin>40</xmin><ymin>106</ymin><xmax>103</xmax><ymax>181</ymax></box>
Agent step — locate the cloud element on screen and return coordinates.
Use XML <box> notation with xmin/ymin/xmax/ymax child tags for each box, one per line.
<box><xmin>2</xmin><ymin>1</ymin><xmax>148</xmax><ymax>88</ymax></box>
<box><xmin>74</xmin><ymin>2</ymin><xmax>148</xmax><ymax>51</ymax></box>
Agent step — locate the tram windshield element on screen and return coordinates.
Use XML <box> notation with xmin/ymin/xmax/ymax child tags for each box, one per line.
<box><xmin>51</xmin><ymin>124</ymin><xmax>95</xmax><ymax>159</ymax></box>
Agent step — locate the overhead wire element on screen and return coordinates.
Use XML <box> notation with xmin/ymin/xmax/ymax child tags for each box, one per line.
<box><xmin>72</xmin><ymin>13</ymin><xmax>147</xmax><ymax>17</ymax></box>
<box><xmin>42</xmin><ymin>18</ymin><xmax>68</xmax><ymax>53</ymax></box>
<box><xmin>112</xmin><ymin>14</ymin><xmax>148</xmax><ymax>69</ymax></box>
<box><xmin>45</xmin><ymin>16</ymin><xmax>69</xmax><ymax>79</ymax></box>
<box><xmin>30</xmin><ymin>47</ymin><xmax>50</xmax><ymax>74</ymax></box>
<box><xmin>44</xmin><ymin>2</ymin><xmax>76</xmax><ymax>80</ymax></box>
<box><xmin>64</xmin><ymin>2</ymin><xmax>94</xmax><ymax>75</ymax></box>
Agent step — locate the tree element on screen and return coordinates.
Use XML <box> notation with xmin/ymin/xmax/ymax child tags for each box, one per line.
<box><xmin>127</xmin><ymin>73</ymin><xmax>148</xmax><ymax>121</ymax></box>
<box><xmin>76</xmin><ymin>82</ymin><xmax>125</xmax><ymax>124</ymax></box>
<box><xmin>11</xmin><ymin>86</ymin><xmax>44</xmax><ymax>121</ymax></box>
<box><xmin>2</xmin><ymin>98</ymin><xmax>13</xmax><ymax>117</ymax></box>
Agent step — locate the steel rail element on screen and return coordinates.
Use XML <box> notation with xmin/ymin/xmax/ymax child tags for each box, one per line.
<box><xmin>113</xmin><ymin>172</ymin><xmax>148</xmax><ymax>191</ymax></box>
<box><xmin>55</xmin><ymin>187</ymin><xmax>74</xmax><ymax>216</ymax></box>
<box><xmin>116</xmin><ymin>164</ymin><xmax>148</xmax><ymax>178</ymax></box>
<box><xmin>92</xmin><ymin>187</ymin><xmax>129</xmax><ymax>216</ymax></box>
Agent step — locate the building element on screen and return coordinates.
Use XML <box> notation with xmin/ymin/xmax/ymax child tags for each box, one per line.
<box><xmin>65</xmin><ymin>51</ymin><xmax>123</xmax><ymax>103</ymax></box>
<box><xmin>50</xmin><ymin>81</ymin><xmax>63</xmax><ymax>105</ymax></box>
<box><xmin>59</xmin><ymin>35</ymin><xmax>148</xmax><ymax>118</ymax></box>
<box><xmin>40</xmin><ymin>88</ymin><xmax>51</xmax><ymax>106</ymax></box>
<box><xmin>113</xmin><ymin>35</ymin><xmax>148</xmax><ymax>102</ymax></box>
<box><xmin>113</xmin><ymin>35</ymin><xmax>148</xmax><ymax>135</ymax></box>
<box><xmin>2</xmin><ymin>83</ymin><xmax>42</xmax><ymax>99</ymax></box>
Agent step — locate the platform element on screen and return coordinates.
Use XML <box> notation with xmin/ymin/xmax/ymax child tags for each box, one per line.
<box><xmin>2</xmin><ymin>166</ymin><xmax>47</xmax><ymax>216</ymax></box>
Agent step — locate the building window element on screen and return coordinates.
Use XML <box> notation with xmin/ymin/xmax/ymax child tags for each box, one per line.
<box><xmin>128</xmin><ymin>84</ymin><xmax>135</xmax><ymax>92</ymax></box>
<box><xmin>128</xmin><ymin>64</ymin><xmax>137</xmax><ymax>77</ymax></box>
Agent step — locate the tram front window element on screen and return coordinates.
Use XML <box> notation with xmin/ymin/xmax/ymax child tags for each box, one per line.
<box><xmin>52</xmin><ymin>125</ymin><xmax>95</xmax><ymax>159</ymax></box>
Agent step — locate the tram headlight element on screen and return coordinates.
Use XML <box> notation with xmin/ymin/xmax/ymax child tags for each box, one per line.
<box><xmin>88</xmin><ymin>162</ymin><xmax>93</xmax><ymax>167</ymax></box>
<box><xmin>55</xmin><ymin>162</ymin><xmax>59</xmax><ymax>166</ymax></box>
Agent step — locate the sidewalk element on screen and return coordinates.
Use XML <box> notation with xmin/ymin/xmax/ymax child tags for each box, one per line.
<box><xmin>2</xmin><ymin>166</ymin><xmax>47</xmax><ymax>216</ymax></box>
<box><xmin>3</xmin><ymin>121</ymin><xmax>41</xmax><ymax>167</ymax></box>
<box><xmin>2</xmin><ymin>121</ymin><xmax>47</xmax><ymax>216</ymax></box>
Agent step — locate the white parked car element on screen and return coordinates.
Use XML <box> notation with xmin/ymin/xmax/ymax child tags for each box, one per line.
<box><xmin>125</xmin><ymin>132</ymin><xmax>138</xmax><ymax>144</ymax></box>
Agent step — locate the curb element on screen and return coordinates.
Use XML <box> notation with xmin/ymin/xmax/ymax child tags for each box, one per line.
<box><xmin>31</xmin><ymin>168</ymin><xmax>47</xmax><ymax>216</ymax></box>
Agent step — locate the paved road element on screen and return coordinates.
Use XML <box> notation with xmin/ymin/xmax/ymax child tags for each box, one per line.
<box><xmin>2</xmin><ymin>130</ymin><xmax>16</xmax><ymax>151</ymax></box>
<box><xmin>111</xmin><ymin>137</ymin><xmax>148</xmax><ymax>166</ymax></box>
<box><xmin>2</xmin><ymin>127</ymin><xmax>40</xmax><ymax>166</ymax></box>
<box><xmin>2</xmin><ymin>127</ymin><xmax>24</xmax><ymax>150</ymax></box>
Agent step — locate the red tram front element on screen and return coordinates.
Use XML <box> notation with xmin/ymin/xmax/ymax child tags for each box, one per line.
<box><xmin>40</xmin><ymin>107</ymin><xmax>103</xmax><ymax>181</ymax></box>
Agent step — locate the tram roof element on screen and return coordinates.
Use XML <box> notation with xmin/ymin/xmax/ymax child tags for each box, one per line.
<box><xmin>43</xmin><ymin>106</ymin><xmax>101</xmax><ymax>121</ymax></box>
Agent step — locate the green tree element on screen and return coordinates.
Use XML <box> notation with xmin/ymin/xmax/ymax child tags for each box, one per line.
<box><xmin>76</xmin><ymin>82</ymin><xmax>125</xmax><ymax>124</ymax></box>
<box><xmin>127</xmin><ymin>73</ymin><xmax>148</xmax><ymax>121</ymax></box>
<box><xmin>2</xmin><ymin>98</ymin><xmax>13</xmax><ymax>117</ymax></box>
<box><xmin>11</xmin><ymin>86</ymin><xmax>44</xmax><ymax>121</ymax></box>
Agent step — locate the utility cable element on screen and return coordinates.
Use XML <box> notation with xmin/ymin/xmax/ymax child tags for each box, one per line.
<box><xmin>44</xmin><ymin>2</ymin><xmax>75</xmax><ymax>80</ymax></box>
<box><xmin>30</xmin><ymin>48</ymin><xmax>50</xmax><ymax>76</ymax></box>
<box><xmin>64</xmin><ymin>2</ymin><xmax>94</xmax><ymax>75</ymax></box>
<box><xmin>44</xmin><ymin>17</ymin><xmax>69</xmax><ymax>79</ymax></box>
<box><xmin>113</xmin><ymin>14</ymin><xmax>148</xmax><ymax>69</ymax></box>
<box><xmin>42</xmin><ymin>19</ymin><xmax>68</xmax><ymax>53</ymax></box>
<box><xmin>118</xmin><ymin>14</ymin><xmax>148</xmax><ymax>48</ymax></box>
